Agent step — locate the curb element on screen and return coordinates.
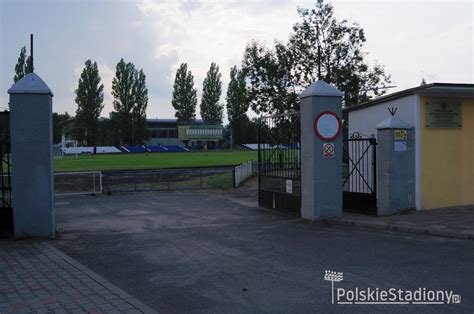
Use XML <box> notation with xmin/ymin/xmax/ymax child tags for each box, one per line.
<box><xmin>323</xmin><ymin>219</ymin><xmax>473</xmax><ymax>240</ymax></box>
<box><xmin>38</xmin><ymin>243</ymin><xmax>158</xmax><ymax>314</ymax></box>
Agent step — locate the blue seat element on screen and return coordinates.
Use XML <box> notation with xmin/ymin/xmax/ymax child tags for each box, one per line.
<box><xmin>125</xmin><ymin>146</ymin><xmax>147</xmax><ymax>153</ymax></box>
<box><xmin>163</xmin><ymin>146</ymin><xmax>188</xmax><ymax>152</ymax></box>
<box><xmin>147</xmin><ymin>145</ymin><xmax>168</xmax><ymax>152</ymax></box>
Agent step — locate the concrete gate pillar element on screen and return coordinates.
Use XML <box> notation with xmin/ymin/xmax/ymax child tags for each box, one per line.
<box><xmin>299</xmin><ymin>81</ymin><xmax>343</xmax><ymax>220</ymax></box>
<box><xmin>8</xmin><ymin>73</ymin><xmax>55</xmax><ymax>238</ymax></box>
<box><xmin>376</xmin><ymin>116</ymin><xmax>415</xmax><ymax>215</ymax></box>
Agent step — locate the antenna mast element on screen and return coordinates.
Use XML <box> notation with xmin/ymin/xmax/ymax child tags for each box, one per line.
<box><xmin>30</xmin><ymin>34</ymin><xmax>34</xmax><ymax>72</ymax></box>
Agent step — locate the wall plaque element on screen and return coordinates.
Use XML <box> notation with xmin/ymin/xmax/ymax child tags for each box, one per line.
<box><xmin>426</xmin><ymin>100</ymin><xmax>461</xmax><ymax>128</ymax></box>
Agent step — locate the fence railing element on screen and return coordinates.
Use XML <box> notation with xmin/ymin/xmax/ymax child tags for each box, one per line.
<box><xmin>102</xmin><ymin>167</ymin><xmax>234</xmax><ymax>193</ymax></box>
<box><xmin>52</xmin><ymin>161</ymin><xmax>258</xmax><ymax>196</ymax></box>
<box><xmin>234</xmin><ymin>160</ymin><xmax>258</xmax><ymax>187</ymax></box>
<box><xmin>54</xmin><ymin>171</ymin><xmax>102</xmax><ymax>196</ymax></box>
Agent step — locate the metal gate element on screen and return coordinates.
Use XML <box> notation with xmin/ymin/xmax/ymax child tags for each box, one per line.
<box><xmin>343</xmin><ymin>135</ymin><xmax>377</xmax><ymax>214</ymax></box>
<box><xmin>258</xmin><ymin>112</ymin><xmax>301</xmax><ymax>214</ymax></box>
<box><xmin>0</xmin><ymin>111</ymin><xmax>13</xmax><ymax>234</ymax></box>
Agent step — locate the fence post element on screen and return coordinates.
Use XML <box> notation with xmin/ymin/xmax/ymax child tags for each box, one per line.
<box><xmin>134</xmin><ymin>171</ymin><xmax>137</xmax><ymax>192</ymax></box>
<box><xmin>168</xmin><ymin>171</ymin><xmax>171</xmax><ymax>191</ymax></box>
<box><xmin>200</xmin><ymin>169</ymin><xmax>203</xmax><ymax>189</ymax></box>
<box><xmin>99</xmin><ymin>171</ymin><xmax>103</xmax><ymax>194</ymax></box>
<box><xmin>92</xmin><ymin>172</ymin><xmax>96</xmax><ymax>195</ymax></box>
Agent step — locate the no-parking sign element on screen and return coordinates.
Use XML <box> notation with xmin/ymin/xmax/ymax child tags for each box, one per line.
<box><xmin>313</xmin><ymin>111</ymin><xmax>341</xmax><ymax>142</ymax></box>
<box><xmin>323</xmin><ymin>143</ymin><xmax>335</xmax><ymax>158</ymax></box>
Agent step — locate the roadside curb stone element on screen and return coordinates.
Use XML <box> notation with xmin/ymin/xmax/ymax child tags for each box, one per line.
<box><xmin>324</xmin><ymin>218</ymin><xmax>472</xmax><ymax>240</ymax></box>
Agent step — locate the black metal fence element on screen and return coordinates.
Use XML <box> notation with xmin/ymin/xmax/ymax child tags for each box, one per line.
<box><xmin>102</xmin><ymin>166</ymin><xmax>234</xmax><ymax>193</ymax></box>
<box><xmin>258</xmin><ymin>112</ymin><xmax>301</xmax><ymax>213</ymax></box>
<box><xmin>342</xmin><ymin>136</ymin><xmax>377</xmax><ymax>214</ymax></box>
<box><xmin>0</xmin><ymin>111</ymin><xmax>13</xmax><ymax>234</ymax></box>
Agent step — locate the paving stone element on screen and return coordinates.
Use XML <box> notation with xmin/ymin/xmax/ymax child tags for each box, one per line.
<box><xmin>0</xmin><ymin>241</ymin><xmax>156</xmax><ymax>313</ymax></box>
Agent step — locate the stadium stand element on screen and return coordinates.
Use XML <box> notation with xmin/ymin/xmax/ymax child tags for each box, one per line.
<box><xmin>242</xmin><ymin>144</ymin><xmax>258</xmax><ymax>150</ymax></box>
<box><xmin>59</xmin><ymin>145</ymin><xmax>189</xmax><ymax>155</ymax></box>
<box><xmin>95</xmin><ymin>146</ymin><xmax>121</xmax><ymax>154</ymax></box>
<box><xmin>61</xmin><ymin>147</ymin><xmax>94</xmax><ymax>155</ymax></box>
<box><xmin>146</xmin><ymin>145</ymin><xmax>168</xmax><ymax>152</ymax></box>
<box><xmin>163</xmin><ymin>145</ymin><xmax>188</xmax><ymax>152</ymax></box>
<box><xmin>123</xmin><ymin>146</ymin><xmax>147</xmax><ymax>153</ymax></box>
<box><xmin>242</xmin><ymin>144</ymin><xmax>292</xmax><ymax>150</ymax></box>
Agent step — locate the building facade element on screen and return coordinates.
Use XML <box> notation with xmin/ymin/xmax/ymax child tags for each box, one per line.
<box><xmin>345</xmin><ymin>83</ymin><xmax>474</xmax><ymax>211</ymax></box>
<box><xmin>145</xmin><ymin>119</ymin><xmax>224</xmax><ymax>149</ymax></box>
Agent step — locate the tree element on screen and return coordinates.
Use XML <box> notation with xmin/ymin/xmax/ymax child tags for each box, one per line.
<box><xmin>172</xmin><ymin>63</ymin><xmax>197</xmax><ymax>122</ymax></box>
<box><xmin>243</xmin><ymin>41</ymin><xmax>298</xmax><ymax>115</ymax></box>
<box><xmin>13</xmin><ymin>47</ymin><xmax>33</xmax><ymax>83</ymax></box>
<box><xmin>52</xmin><ymin>112</ymin><xmax>71</xmax><ymax>144</ymax></box>
<box><xmin>200</xmin><ymin>63</ymin><xmax>223</xmax><ymax>122</ymax></box>
<box><xmin>131</xmin><ymin>69</ymin><xmax>149</xmax><ymax>144</ymax></box>
<box><xmin>289</xmin><ymin>2</ymin><xmax>391</xmax><ymax>106</ymax></box>
<box><xmin>74</xmin><ymin>60</ymin><xmax>104</xmax><ymax>146</ymax></box>
<box><xmin>242</xmin><ymin>2</ymin><xmax>391</xmax><ymax>114</ymax></box>
<box><xmin>226</xmin><ymin>66</ymin><xmax>249</xmax><ymax>144</ymax></box>
<box><xmin>111</xmin><ymin>58</ymin><xmax>148</xmax><ymax>145</ymax></box>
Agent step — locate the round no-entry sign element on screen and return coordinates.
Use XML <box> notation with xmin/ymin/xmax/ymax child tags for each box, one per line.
<box><xmin>313</xmin><ymin>111</ymin><xmax>341</xmax><ymax>141</ymax></box>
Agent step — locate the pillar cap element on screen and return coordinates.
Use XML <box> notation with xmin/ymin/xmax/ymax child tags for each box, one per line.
<box><xmin>8</xmin><ymin>73</ymin><xmax>53</xmax><ymax>96</ymax></box>
<box><xmin>376</xmin><ymin>116</ymin><xmax>412</xmax><ymax>129</ymax></box>
<box><xmin>299</xmin><ymin>80</ymin><xmax>343</xmax><ymax>99</ymax></box>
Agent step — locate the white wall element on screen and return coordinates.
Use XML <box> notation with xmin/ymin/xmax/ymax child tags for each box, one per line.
<box><xmin>346</xmin><ymin>94</ymin><xmax>417</xmax><ymax>194</ymax></box>
<box><xmin>348</xmin><ymin>94</ymin><xmax>417</xmax><ymax>138</ymax></box>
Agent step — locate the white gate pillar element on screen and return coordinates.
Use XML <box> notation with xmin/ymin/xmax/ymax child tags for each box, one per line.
<box><xmin>8</xmin><ymin>73</ymin><xmax>55</xmax><ymax>238</ymax></box>
<box><xmin>299</xmin><ymin>81</ymin><xmax>343</xmax><ymax>220</ymax></box>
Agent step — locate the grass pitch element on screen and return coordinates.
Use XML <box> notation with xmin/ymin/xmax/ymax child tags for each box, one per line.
<box><xmin>54</xmin><ymin>150</ymin><xmax>258</xmax><ymax>172</ymax></box>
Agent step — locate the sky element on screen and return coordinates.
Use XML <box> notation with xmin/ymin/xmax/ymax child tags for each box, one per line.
<box><xmin>1</xmin><ymin>0</ymin><xmax>473</xmax><ymax>122</ymax></box>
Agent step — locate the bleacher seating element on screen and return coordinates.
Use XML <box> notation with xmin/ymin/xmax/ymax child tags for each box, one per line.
<box><xmin>242</xmin><ymin>144</ymin><xmax>294</xmax><ymax>150</ymax></box>
<box><xmin>123</xmin><ymin>146</ymin><xmax>147</xmax><ymax>153</ymax></box>
<box><xmin>242</xmin><ymin>144</ymin><xmax>259</xmax><ymax>150</ymax></box>
<box><xmin>95</xmin><ymin>146</ymin><xmax>121</xmax><ymax>154</ymax></box>
<box><xmin>146</xmin><ymin>145</ymin><xmax>168</xmax><ymax>152</ymax></box>
<box><xmin>163</xmin><ymin>145</ymin><xmax>188</xmax><ymax>152</ymax></box>
<box><xmin>60</xmin><ymin>145</ymin><xmax>188</xmax><ymax>155</ymax></box>
<box><xmin>61</xmin><ymin>147</ymin><xmax>94</xmax><ymax>155</ymax></box>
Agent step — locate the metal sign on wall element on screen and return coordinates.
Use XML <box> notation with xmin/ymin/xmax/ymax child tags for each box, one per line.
<box><xmin>425</xmin><ymin>100</ymin><xmax>462</xmax><ymax>128</ymax></box>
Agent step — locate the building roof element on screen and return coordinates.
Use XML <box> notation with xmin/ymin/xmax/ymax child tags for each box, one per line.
<box><xmin>147</xmin><ymin>118</ymin><xmax>177</xmax><ymax>123</ymax></box>
<box><xmin>343</xmin><ymin>83</ymin><xmax>474</xmax><ymax>113</ymax></box>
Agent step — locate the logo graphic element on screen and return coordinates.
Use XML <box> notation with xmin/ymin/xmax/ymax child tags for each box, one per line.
<box><xmin>324</xmin><ymin>270</ymin><xmax>461</xmax><ymax>306</ymax></box>
<box><xmin>324</xmin><ymin>270</ymin><xmax>343</xmax><ymax>304</ymax></box>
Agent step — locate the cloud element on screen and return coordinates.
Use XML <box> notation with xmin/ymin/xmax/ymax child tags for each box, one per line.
<box><xmin>1</xmin><ymin>0</ymin><xmax>472</xmax><ymax>122</ymax></box>
<box><xmin>97</xmin><ymin>63</ymin><xmax>115</xmax><ymax>115</ymax></box>
<box><xmin>135</xmin><ymin>0</ymin><xmax>302</xmax><ymax>121</ymax></box>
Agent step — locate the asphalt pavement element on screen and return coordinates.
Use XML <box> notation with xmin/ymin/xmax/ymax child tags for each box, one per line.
<box><xmin>53</xmin><ymin>189</ymin><xmax>474</xmax><ymax>313</ymax></box>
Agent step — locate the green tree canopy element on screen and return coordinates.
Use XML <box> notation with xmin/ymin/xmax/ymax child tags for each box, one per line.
<box><xmin>74</xmin><ymin>60</ymin><xmax>104</xmax><ymax>146</ymax></box>
<box><xmin>52</xmin><ymin>112</ymin><xmax>71</xmax><ymax>144</ymax></box>
<box><xmin>243</xmin><ymin>41</ymin><xmax>298</xmax><ymax>115</ymax></box>
<box><xmin>13</xmin><ymin>46</ymin><xmax>33</xmax><ymax>83</ymax></box>
<box><xmin>111</xmin><ymin>58</ymin><xmax>148</xmax><ymax>145</ymax></box>
<box><xmin>242</xmin><ymin>2</ymin><xmax>391</xmax><ymax>115</ymax></box>
<box><xmin>226</xmin><ymin>66</ymin><xmax>249</xmax><ymax>144</ymax></box>
<box><xmin>172</xmin><ymin>63</ymin><xmax>197</xmax><ymax>122</ymax></box>
<box><xmin>200</xmin><ymin>62</ymin><xmax>223</xmax><ymax>122</ymax></box>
